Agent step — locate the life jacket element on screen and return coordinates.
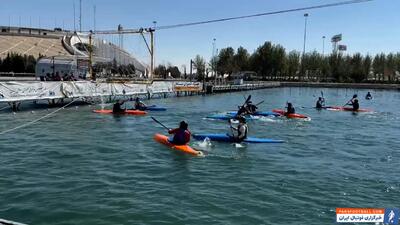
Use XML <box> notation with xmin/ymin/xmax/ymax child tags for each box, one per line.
<box><xmin>172</xmin><ymin>129</ymin><xmax>191</xmax><ymax>145</ymax></box>
<box><xmin>113</xmin><ymin>103</ymin><xmax>124</xmax><ymax>113</ymax></box>
<box><xmin>135</xmin><ymin>102</ymin><xmax>145</xmax><ymax>110</ymax></box>
<box><xmin>352</xmin><ymin>101</ymin><xmax>360</xmax><ymax>111</ymax></box>
<box><xmin>248</xmin><ymin>104</ymin><xmax>257</xmax><ymax>113</ymax></box>
<box><xmin>238</xmin><ymin>124</ymin><xmax>248</xmax><ymax>139</ymax></box>
<box><xmin>237</xmin><ymin>106</ymin><xmax>246</xmax><ymax>115</ymax></box>
<box><xmin>316</xmin><ymin>100</ymin><xmax>322</xmax><ymax>108</ymax></box>
<box><xmin>287</xmin><ymin>106</ymin><xmax>295</xmax><ymax>114</ymax></box>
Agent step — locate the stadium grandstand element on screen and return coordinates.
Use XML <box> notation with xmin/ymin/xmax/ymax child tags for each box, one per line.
<box><xmin>0</xmin><ymin>26</ymin><xmax>148</xmax><ymax>79</ymax></box>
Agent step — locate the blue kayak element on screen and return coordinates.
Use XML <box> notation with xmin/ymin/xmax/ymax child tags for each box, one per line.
<box><xmin>192</xmin><ymin>133</ymin><xmax>284</xmax><ymax>143</ymax></box>
<box><xmin>226</xmin><ymin>111</ymin><xmax>280</xmax><ymax>117</ymax></box>
<box><xmin>206</xmin><ymin>114</ymin><xmax>255</xmax><ymax>121</ymax></box>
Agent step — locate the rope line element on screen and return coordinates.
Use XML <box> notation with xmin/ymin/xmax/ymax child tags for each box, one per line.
<box><xmin>0</xmin><ymin>98</ymin><xmax>80</xmax><ymax>135</ymax></box>
<box><xmin>156</xmin><ymin>0</ymin><xmax>373</xmax><ymax>30</ymax></box>
<box><xmin>81</xmin><ymin>0</ymin><xmax>373</xmax><ymax>34</ymax></box>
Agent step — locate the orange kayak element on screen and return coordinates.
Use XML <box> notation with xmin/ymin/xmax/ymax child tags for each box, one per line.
<box><xmin>93</xmin><ymin>109</ymin><xmax>147</xmax><ymax>115</ymax></box>
<box><xmin>153</xmin><ymin>133</ymin><xmax>203</xmax><ymax>156</ymax></box>
<box><xmin>272</xmin><ymin>109</ymin><xmax>310</xmax><ymax>119</ymax></box>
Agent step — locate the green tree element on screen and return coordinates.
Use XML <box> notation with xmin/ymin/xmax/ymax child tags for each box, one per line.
<box><xmin>167</xmin><ymin>66</ymin><xmax>181</xmax><ymax>78</ymax></box>
<box><xmin>372</xmin><ymin>53</ymin><xmax>385</xmax><ymax>81</ymax></box>
<box><xmin>287</xmin><ymin>50</ymin><xmax>300</xmax><ymax>80</ymax></box>
<box><xmin>250</xmin><ymin>41</ymin><xmax>274</xmax><ymax>80</ymax></box>
<box><xmin>349</xmin><ymin>53</ymin><xmax>364</xmax><ymax>82</ymax></box>
<box><xmin>270</xmin><ymin>44</ymin><xmax>286</xmax><ymax>79</ymax></box>
<box><xmin>128</xmin><ymin>64</ymin><xmax>136</xmax><ymax>75</ymax></box>
<box><xmin>385</xmin><ymin>53</ymin><xmax>396</xmax><ymax>81</ymax></box>
<box><xmin>233</xmin><ymin>46</ymin><xmax>250</xmax><ymax>72</ymax></box>
<box><xmin>321</xmin><ymin>56</ymin><xmax>331</xmax><ymax>81</ymax></box>
<box><xmin>362</xmin><ymin>55</ymin><xmax>372</xmax><ymax>81</ymax></box>
<box><xmin>329</xmin><ymin>53</ymin><xmax>346</xmax><ymax>82</ymax></box>
<box><xmin>2</xmin><ymin>53</ymin><xmax>12</xmax><ymax>72</ymax></box>
<box><xmin>154</xmin><ymin>65</ymin><xmax>167</xmax><ymax>78</ymax></box>
<box><xmin>217</xmin><ymin>47</ymin><xmax>235</xmax><ymax>75</ymax></box>
<box><xmin>209</xmin><ymin>55</ymin><xmax>218</xmax><ymax>77</ymax></box>
<box><xmin>303</xmin><ymin>51</ymin><xmax>323</xmax><ymax>81</ymax></box>
<box><xmin>193</xmin><ymin>55</ymin><xmax>206</xmax><ymax>81</ymax></box>
<box><xmin>10</xmin><ymin>53</ymin><xmax>25</xmax><ymax>73</ymax></box>
<box><xmin>24</xmin><ymin>55</ymin><xmax>37</xmax><ymax>73</ymax></box>
<box><xmin>395</xmin><ymin>53</ymin><xmax>400</xmax><ymax>81</ymax></box>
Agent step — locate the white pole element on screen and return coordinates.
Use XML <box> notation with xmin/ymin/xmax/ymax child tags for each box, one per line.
<box><xmin>73</xmin><ymin>1</ymin><xmax>76</xmax><ymax>31</ymax></box>
<box><xmin>79</xmin><ymin>0</ymin><xmax>82</xmax><ymax>32</ymax></box>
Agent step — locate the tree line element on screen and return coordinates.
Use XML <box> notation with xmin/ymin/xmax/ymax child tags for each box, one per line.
<box><xmin>94</xmin><ymin>59</ymin><xmax>137</xmax><ymax>77</ymax></box>
<box><xmin>154</xmin><ymin>64</ymin><xmax>181</xmax><ymax>79</ymax></box>
<box><xmin>193</xmin><ymin>41</ymin><xmax>400</xmax><ymax>83</ymax></box>
<box><xmin>0</xmin><ymin>52</ymin><xmax>37</xmax><ymax>73</ymax></box>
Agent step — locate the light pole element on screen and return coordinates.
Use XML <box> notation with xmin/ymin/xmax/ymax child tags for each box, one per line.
<box><xmin>152</xmin><ymin>21</ymin><xmax>157</xmax><ymax>78</ymax></box>
<box><xmin>153</xmin><ymin>21</ymin><xmax>157</xmax><ymax>30</ymax></box>
<box><xmin>212</xmin><ymin>38</ymin><xmax>216</xmax><ymax>83</ymax></box>
<box><xmin>322</xmin><ymin>36</ymin><xmax>326</xmax><ymax>55</ymax></box>
<box><xmin>301</xmin><ymin>13</ymin><xmax>309</xmax><ymax>79</ymax></box>
<box><xmin>302</xmin><ymin>13</ymin><xmax>309</xmax><ymax>57</ymax></box>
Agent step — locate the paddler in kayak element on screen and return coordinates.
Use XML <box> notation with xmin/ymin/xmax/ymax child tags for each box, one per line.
<box><xmin>316</xmin><ymin>97</ymin><xmax>325</xmax><ymax>109</ymax></box>
<box><xmin>236</xmin><ymin>101</ymin><xmax>257</xmax><ymax>117</ymax></box>
<box><xmin>245</xmin><ymin>101</ymin><xmax>258</xmax><ymax>114</ymax></box>
<box><xmin>286</xmin><ymin>102</ymin><xmax>295</xmax><ymax>115</ymax></box>
<box><xmin>349</xmin><ymin>99</ymin><xmax>360</xmax><ymax>111</ymax></box>
<box><xmin>168</xmin><ymin>121</ymin><xmax>191</xmax><ymax>145</ymax></box>
<box><xmin>236</xmin><ymin>105</ymin><xmax>251</xmax><ymax>117</ymax></box>
<box><xmin>348</xmin><ymin>94</ymin><xmax>358</xmax><ymax>103</ymax></box>
<box><xmin>112</xmin><ymin>100</ymin><xmax>127</xmax><ymax>113</ymax></box>
<box><xmin>134</xmin><ymin>97</ymin><xmax>147</xmax><ymax>110</ymax></box>
<box><xmin>230</xmin><ymin>116</ymin><xmax>248</xmax><ymax>143</ymax></box>
<box><xmin>366</xmin><ymin>92</ymin><xmax>372</xmax><ymax>100</ymax></box>
<box><xmin>345</xmin><ymin>94</ymin><xmax>359</xmax><ymax>111</ymax></box>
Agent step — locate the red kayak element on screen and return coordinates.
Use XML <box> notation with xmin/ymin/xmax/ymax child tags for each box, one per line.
<box><xmin>324</xmin><ymin>106</ymin><xmax>372</xmax><ymax>112</ymax></box>
<box><xmin>272</xmin><ymin>109</ymin><xmax>310</xmax><ymax>119</ymax></box>
<box><xmin>93</xmin><ymin>109</ymin><xmax>147</xmax><ymax>115</ymax></box>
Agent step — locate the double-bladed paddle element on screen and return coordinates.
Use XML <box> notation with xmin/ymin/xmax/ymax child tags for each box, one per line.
<box><xmin>235</xmin><ymin>95</ymin><xmax>252</xmax><ymax>116</ymax></box>
<box><xmin>151</xmin><ymin>116</ymin><xmax>170</xmax><ymax>131</ymax></box>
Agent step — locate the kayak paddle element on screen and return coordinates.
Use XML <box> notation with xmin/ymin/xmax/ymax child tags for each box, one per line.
<box><xmin>243</xmin><ymin>95</ymin><xmax>252</xmax><ymax>106</ymax></box>
<box><xmin>235</xmin><ymin>95</ymin><xmax>252</xmax><ymax>116</ymax></box>
<box><xmin>228</xmin><ymin>118</ymin><xmax>236</xmax><ymax>138</ymax></box>
<box><xmin>343</xmin><ymin>98</ymin><xmax>353</xmax><ymax>107</ymax></box>
<box><xmin>321</xmin><ymin>91</ymin><xmax>326</xmax><ymax>106</ymax></box>
<box><xmin>255</xmin><ymin>100</ymin><xmax>264</xmax><ymax>106</ymax></box>
<box><xmin>151</xmin><ymin>116</ymin><xmax>170</xmax><ymax>131</ymax></box>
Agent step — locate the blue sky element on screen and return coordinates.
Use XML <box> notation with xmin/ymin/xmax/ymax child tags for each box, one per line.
<box><xmin>0</xmin><ymin>0</ymin><xmax>398</xmax><ymax>69</ymax></box>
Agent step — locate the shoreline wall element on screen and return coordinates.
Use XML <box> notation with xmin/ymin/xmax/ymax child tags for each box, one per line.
<box><xmin>0</xmin><ymin>81</ymin><xmax>202</xmax><ymax>103</ymax></box>
<box><xmin>0</xmin><ymin>80</ymin><xmax>399</xmax><ymax>105</ymax></box>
